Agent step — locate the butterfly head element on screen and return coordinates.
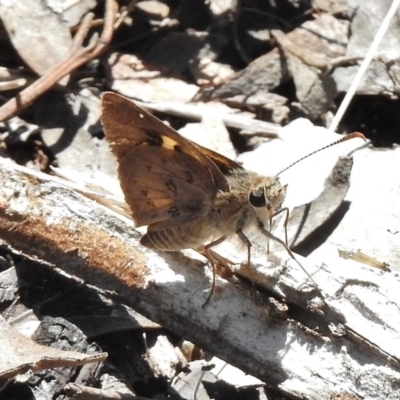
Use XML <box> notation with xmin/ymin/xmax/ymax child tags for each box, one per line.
<box><xmin>248</xmin><ymin>178</ymin><xmax>287</xmax><ymax>220</ymax></box>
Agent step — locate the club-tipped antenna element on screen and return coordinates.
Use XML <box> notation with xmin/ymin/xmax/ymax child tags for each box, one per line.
<box><xmin>276</xmin><ymin>132</ymin><xmax>366</xmax><ymax>177</ymax></box>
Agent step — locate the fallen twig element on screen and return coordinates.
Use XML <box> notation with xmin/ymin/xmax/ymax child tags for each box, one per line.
<box><xmin>271</xmin><ymin>29</ymin><xmax>361</xmax><ymax>71</ymax></box>
<box><xmin>0</xmin><ymin>0</ymin><xmax>117</xmax><ymax>122</ymax></box>
<box><xmin>136</xmin><ymin>100</ymin><xmax>281</xmax><ymax>136</ymax></box>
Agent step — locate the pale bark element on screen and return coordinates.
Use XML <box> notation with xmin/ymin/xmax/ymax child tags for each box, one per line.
<box><xmin>0</xmin><ymin>158</ymin><xmax>399</xmax><ymax>400</ymax></box>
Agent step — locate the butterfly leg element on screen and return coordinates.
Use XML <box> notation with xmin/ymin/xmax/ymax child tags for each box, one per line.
<box><xmin>271</xmin><ymin>207</ymin><xmax>290</xmax><ymax>245</ymax></box>
<box><xmin>257</xmin><ymin>222</ymin><xmax>319</xmax><ymax>290</ymax></box>
<box><xmin>202</xmin><ymin>236</ymin><xmax>226</xmax><ymax>307</ymax></box>
<box><xmin>236</xmin><ymin>229</ymin><xmax>257</xmax><ymax>301</ymax></box>
<box><xmin>202</xmin><ymin>248</ymin><xmax>235</xmax><ymax>280</ymax></box>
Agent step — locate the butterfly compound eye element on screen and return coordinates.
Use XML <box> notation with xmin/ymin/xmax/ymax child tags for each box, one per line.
<box><xmin>249</xmin><ymin>189</ymin><xmax>266</xmax><ymax>208</ymax></box>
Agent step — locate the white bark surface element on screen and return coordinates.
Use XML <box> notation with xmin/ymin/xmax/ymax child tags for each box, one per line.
<box><xmin>0</xmin><ymin>157</ymin><xmax>399</xmax><ymax>400</ymax></box>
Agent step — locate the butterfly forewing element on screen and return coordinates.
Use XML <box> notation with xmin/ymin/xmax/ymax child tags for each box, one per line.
<box><xmin>101</xmin><ymin>92</ymin><xmax>231</xmax><ymax>226</ymax></box>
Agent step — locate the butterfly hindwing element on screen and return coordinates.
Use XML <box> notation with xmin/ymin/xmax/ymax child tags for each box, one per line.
<box><xmin>115</xmin><ymin>143</ymin><xmax>222</xmax><ymax>226</ymax></box>
<box><xmin>194</xmin><ymin>145</ymin><xmax>243</xmax><ymax>176</ymax></box>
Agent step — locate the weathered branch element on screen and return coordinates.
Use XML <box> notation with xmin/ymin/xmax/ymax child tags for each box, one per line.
<box><xmin>0</xmin><ymin>158</ymin><xmax>399</xmax><ymax>400</ymax></box>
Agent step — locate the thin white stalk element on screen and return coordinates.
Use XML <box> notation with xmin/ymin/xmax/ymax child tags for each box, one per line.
<box><xmin>329</xmin><ymin>0</ymin><xmax>400</xmax><ymax>132</ymax></box>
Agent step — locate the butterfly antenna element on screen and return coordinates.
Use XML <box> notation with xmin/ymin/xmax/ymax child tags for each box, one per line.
<box><xmin>276</xmin><ymin>132</ymin><xmax>366</xmax><ymax>177</ymax></box>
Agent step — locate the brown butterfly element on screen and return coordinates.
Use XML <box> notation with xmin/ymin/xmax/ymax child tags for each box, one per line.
<box><xmin>101</xmin><ymin>92</ymin><xmax>365</xmax><ymax>302</ymax></box>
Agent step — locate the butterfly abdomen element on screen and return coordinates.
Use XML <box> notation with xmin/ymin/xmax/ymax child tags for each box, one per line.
<box><xmin>141</xmin><ymin>226</ymin><xmax>204</xmax><ymax>251</ymax></box>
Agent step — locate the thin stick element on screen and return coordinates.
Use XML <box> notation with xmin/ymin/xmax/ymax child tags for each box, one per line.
<box><xmin>136</xmin><ymin>101</ymin><xmax>281</xmax><ymax>136</ymax></box>
<box><xmin>329</xmin><ymin>0</ymin><xmax>400</xmax><ymax>132</ymax></box>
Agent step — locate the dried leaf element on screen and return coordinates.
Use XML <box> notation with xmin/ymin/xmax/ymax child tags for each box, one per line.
<box><xmin>0</xmin><ymin>0</ymin><xmax>72</xmax><ymax>77</ymax></box>
<box><xmin>0</xmin><ymin>316</ymin><xmax>107</xmax><ymax>380</ymax></box>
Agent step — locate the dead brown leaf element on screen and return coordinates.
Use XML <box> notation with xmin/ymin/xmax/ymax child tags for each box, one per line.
<box><xmin>0</xmin><ymin>0</ymin><xmax>72</xmax><ymax>78</ymax></box>
<box><xmin>0</xmin><ymin>315</ymin><xmax>107</xmax><ymax>380</ymax></box>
